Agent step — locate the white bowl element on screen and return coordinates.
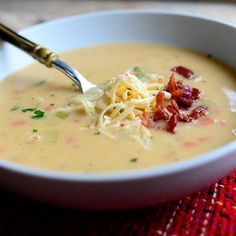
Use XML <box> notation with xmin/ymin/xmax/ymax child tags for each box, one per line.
<box><xmin>0</xmin><ymin>10</ymin><xmax>235</xmax><ymax>210</ymax></box>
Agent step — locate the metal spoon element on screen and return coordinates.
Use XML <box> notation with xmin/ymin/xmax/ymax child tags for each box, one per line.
<box><xmin>0</xmin><ymin>23</ymin><xmax>95</xmax><ymax>93</ymax></box>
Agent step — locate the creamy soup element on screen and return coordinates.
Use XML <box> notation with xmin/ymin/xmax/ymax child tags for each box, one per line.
<box><xmin>0</xmin><ymin>43</ymin><xmax>235</xmax><ymax>173</ymax></box>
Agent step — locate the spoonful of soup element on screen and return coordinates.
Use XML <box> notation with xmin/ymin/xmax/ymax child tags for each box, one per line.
<box><xmin>0</xmin><ymin>23</ymin><xmax>95</xmax><ymax>93</ymax></box>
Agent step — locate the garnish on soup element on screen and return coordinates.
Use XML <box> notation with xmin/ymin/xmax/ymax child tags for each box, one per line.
<box><xmin>171</xmin><ymin>66</ymin><xmax>194</xmax><ymax>79</ymax></box>
<box><xmin>61</xmin><ymin>67</ymin><xmax>207</xmax><ymax>149</ymax></box>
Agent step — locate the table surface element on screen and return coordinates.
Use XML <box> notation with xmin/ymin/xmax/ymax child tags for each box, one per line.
<box><xmin>0</xmin><ymin>0</ymin><xmax>236</xmax><ymax>30</ymax></box>
<box><xmin>1</xmin><ymin>1</ymin><xmax>236</xmax><ymax>235</ymax></box>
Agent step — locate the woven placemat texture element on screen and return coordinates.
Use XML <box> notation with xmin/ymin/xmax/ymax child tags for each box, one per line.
<box><xmin>0</xmin><ymin>170</ymin><xmax>236</xmax><ymax>235</ymax></box>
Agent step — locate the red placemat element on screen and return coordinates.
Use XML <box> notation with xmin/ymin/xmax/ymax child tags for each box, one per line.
<box><xmin>1</xmin><ymin>171</ymin><xmax>236</xmax><ymax>235</ymax></box>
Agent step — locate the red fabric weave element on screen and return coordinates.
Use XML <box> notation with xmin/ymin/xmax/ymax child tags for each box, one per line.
<box><xmin>1</xmin><ymin>171</ymin><xmax>236</xmax><ymax>235</ymax></box>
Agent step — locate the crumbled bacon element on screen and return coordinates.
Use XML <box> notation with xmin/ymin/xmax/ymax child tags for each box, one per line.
<box><xmin>154</xmin><ymin>109</ymin><xmax>170</xmax><ymax>121</ymax></box>
<box><xmin>155</xmin><ymin>91</ymin><xmax>165</xmax><ymax>108</ymax></box>
<box><xmin>176</xmin><ymin>97</ymin><xmax>195</xmax><ymax>108</ymax></box>
<box><xmin>170</xmin><ymin>99</ymin><xmax>180</xmax><ymax>114</ymax></box>
<box><xmin>166</xmin><ymin>104</ymin><xmax>177</xmax><ymax>115</ymax></box>
<box><xmin>167</xmin><ymin>74</ymin><xmax>200</xmax><ymax>108</ymax></box>
<box><xmin>171</xmin><ymin>66</ymin><xmax>194</xmax><ymax>79</ymax></box>
<box><xmin>142</xmin><ymin>74</ymin><xmax>207</xmax><ymax>134</ymax></box>
<box><xmin>192</xmin><ymin>88</ymin><xmax>201</xmax><ymax>99</ymax></box>
<box><xmin>167</xmin><ymin>113</ymin><xmax>178</xmax><ymax>133</ymax></box>
<box><xmin>166</xmin><ymin>74</ymin><xmax>177</xmax><ymax>93</ymax></box>
<box><xmin>188</xmin><ymin>105</ymin><xmax>208</xmax><ymax>120</ymax></box>
<box><xmin>154</xmin><ymin>92</ymin><xmax>170</xmax><ymax>121</ymax></box>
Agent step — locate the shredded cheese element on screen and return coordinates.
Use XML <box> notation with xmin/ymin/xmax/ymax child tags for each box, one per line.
<box><xmin>60</xmin><ymin>68</ymin><xmax>172</xmax><ymax>149</ymax></box>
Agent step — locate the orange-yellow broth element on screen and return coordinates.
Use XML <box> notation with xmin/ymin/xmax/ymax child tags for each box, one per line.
<box><xmin>0</xmin><ymin>43</ymin><xmax>235</xmax><ymax>172</ymax></box>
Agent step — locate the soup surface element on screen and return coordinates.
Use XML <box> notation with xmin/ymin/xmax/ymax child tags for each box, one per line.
<box><xmin>0</xmin><ymin>43</ymin><xmax>235</xmax><ymax>173</ymax></box>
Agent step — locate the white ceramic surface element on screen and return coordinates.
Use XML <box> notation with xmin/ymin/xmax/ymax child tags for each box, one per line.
<box><xmin>0</xmin><ymin>10</ymin><xmax>235</xmax><ymax>210</ymax></box>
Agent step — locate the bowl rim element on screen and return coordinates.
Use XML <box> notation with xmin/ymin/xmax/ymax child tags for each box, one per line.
<box><xmin>1</xmin><ymin>9</ymin><xmax>236</xmax><ymax>182</ymax></box>
<box><xmin>19</xmin><ymin>9</ymin><xmax>236</xmax><ymax>35</ymax></box>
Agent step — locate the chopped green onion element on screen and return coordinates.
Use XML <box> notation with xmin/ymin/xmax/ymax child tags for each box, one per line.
<box><xmin>137</xmin><ymin>73</ymin><xmax>146</xmax><ymax>79</ymax></box>
<box><xmin>56</xmin><ymin>111</ymin><xmax>69</xmax><ymax>119</ymax></box>
<box><xmin>22</xmin><ymin>107</ymin><xmax>36</xmax><ymax>112</ymax></box>
<box><xmin>129</xmin><ymin>158</ymin><xmax>138</xmax><ymax>163</ymax></box>
<box><xmin>119</xmin><ymin>108</ymin><xmax>125</xmax><ymax>113</ymax></box>
<box><xmin>11</xmin><ymin>105</ymin><xmax>20</xmax><ymax>111</ymax></box>
<box><xmin>32</xmin><ymin>110</ymin><xmax>45</xmax><ymax>119</ymax></box>
<box><xmin>94</xmin><ymin>131</ymin><xmax>100</xmax><ymax>135</ymax></box>
<box><xmin>32</xmin><ymin>129</ymin><xmax>38</xmax><ymax>133</ymax></box>
<box><xmin>34</xmin><ymin>80</ymin><xmax>46</xmax><ymax>86</ymax></box>
<box><xmin>132</xmin><ymin>66</ymin><xmax>142</xmax><ymax>72</ymax></box>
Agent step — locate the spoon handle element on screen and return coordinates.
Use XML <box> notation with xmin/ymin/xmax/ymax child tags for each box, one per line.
<box><xmin>0</xmin><ymin>22</ymin><xmax>95</xmax><ymax>93</ymax></box>
<box><xmin>0</xmin><ymin>23</ymin><xmax>58</xmax><ymax>67</ymax></box>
